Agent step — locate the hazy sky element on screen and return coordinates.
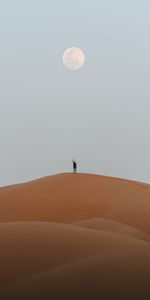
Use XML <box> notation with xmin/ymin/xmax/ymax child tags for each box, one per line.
<box><xmin>1</xmin><ymin>0</ymin><xmax>150</xmax><ymax>185</ymax></box>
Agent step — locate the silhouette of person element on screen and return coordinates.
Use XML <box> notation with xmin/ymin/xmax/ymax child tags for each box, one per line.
<box><xmin>72</xmin><ymin>160</ymin><xmax>77</xmax><ymax>173</ymax></box>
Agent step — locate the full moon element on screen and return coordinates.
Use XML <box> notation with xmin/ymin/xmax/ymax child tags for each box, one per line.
<box><xmin>63</xmin><ymin>47</ymin><xmax>85</xmax><ymax>70</ymax></box>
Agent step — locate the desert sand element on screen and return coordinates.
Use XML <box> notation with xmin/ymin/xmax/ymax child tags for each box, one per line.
<box><xmin>0</xmin><ymin>173</ymin><xmax>150</xmax><ymax>299</ymax></box>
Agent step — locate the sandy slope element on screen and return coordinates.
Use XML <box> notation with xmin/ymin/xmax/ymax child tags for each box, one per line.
<box><xmin>74</xmin><ymin>218</ymin><xmax>150</xmax><ymax>241</ymax></box>
<box><xmin>0</xmin><ymin>173</ymin><xmax>150</xmax><ymax>233</ymax></box>
<box><xmin>1</xmin><ymin>221</ymin><xmax>149</xmax><ymax>286</ymax></box>
<box><xmin>0</xmin><ymin>221</ymin><xmax>150</xmax><ymax>299</ymax></box>
<box><xmin>1</xmin><ymin>256</ymin><xmax>150</xmax><ymax>300</ymax></box>
<box><xmin>0</xmin><ymin>173</ymin><xmax>150</xmax><ymax>299</ymax></box>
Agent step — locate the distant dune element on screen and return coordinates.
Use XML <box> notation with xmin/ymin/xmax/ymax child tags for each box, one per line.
<box><xmin>0</xmin><ymin>173</ymin><xmax>150</xmax><ymax>299</ymax></box>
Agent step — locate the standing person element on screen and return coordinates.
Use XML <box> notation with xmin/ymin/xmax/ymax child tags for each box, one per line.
<box><xmin>72</xmin><ymin>160</ymin><xmax>77</xmax><ymax>173</ymax></box>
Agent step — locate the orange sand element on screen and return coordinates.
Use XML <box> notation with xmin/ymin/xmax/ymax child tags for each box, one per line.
<box><xmin>0</xmin><ymin>173</ymin><xmax>149</xmax><ymax>299</ymax></box>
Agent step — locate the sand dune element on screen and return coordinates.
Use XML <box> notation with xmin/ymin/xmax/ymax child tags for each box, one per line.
<box><xmin>0</xmin><ymin>221</ymin><xmax>150</xmax><ymax>299</ymax></box>
<box><xmin>0</xmin><ymin>173</ymin><xmax>150</xmax><ymax>233</ymax></box>
<box><xmin>1</xmin><ymin>221</ymin><xmax>150</xmax><ymax>286</ymax></box>
<box><xmin>74</xmin><ymin>218</ymin><xmax>150</xmax><ymax>241</ymax></box>
<box><xmin>1</xmin><ymin>255</ymin><xmax>150</xmax><ymax>300</ymax></box>
<box><xmin>0</xmin><ymin>173</ymin><xmax>150</xmax><ymax>299</ymax></box>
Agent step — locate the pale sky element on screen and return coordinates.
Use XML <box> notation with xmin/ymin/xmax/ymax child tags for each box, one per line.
<box><xmin>1</xmin><ymin>0</ymin><xmax>150</xmax><ymax>186</ymax></box>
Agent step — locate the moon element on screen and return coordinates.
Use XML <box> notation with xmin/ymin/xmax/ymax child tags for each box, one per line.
<box><xmin>63</xmin><ymin>47</ymin><xmax>85</xmax><ymax>70</ymax></box>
